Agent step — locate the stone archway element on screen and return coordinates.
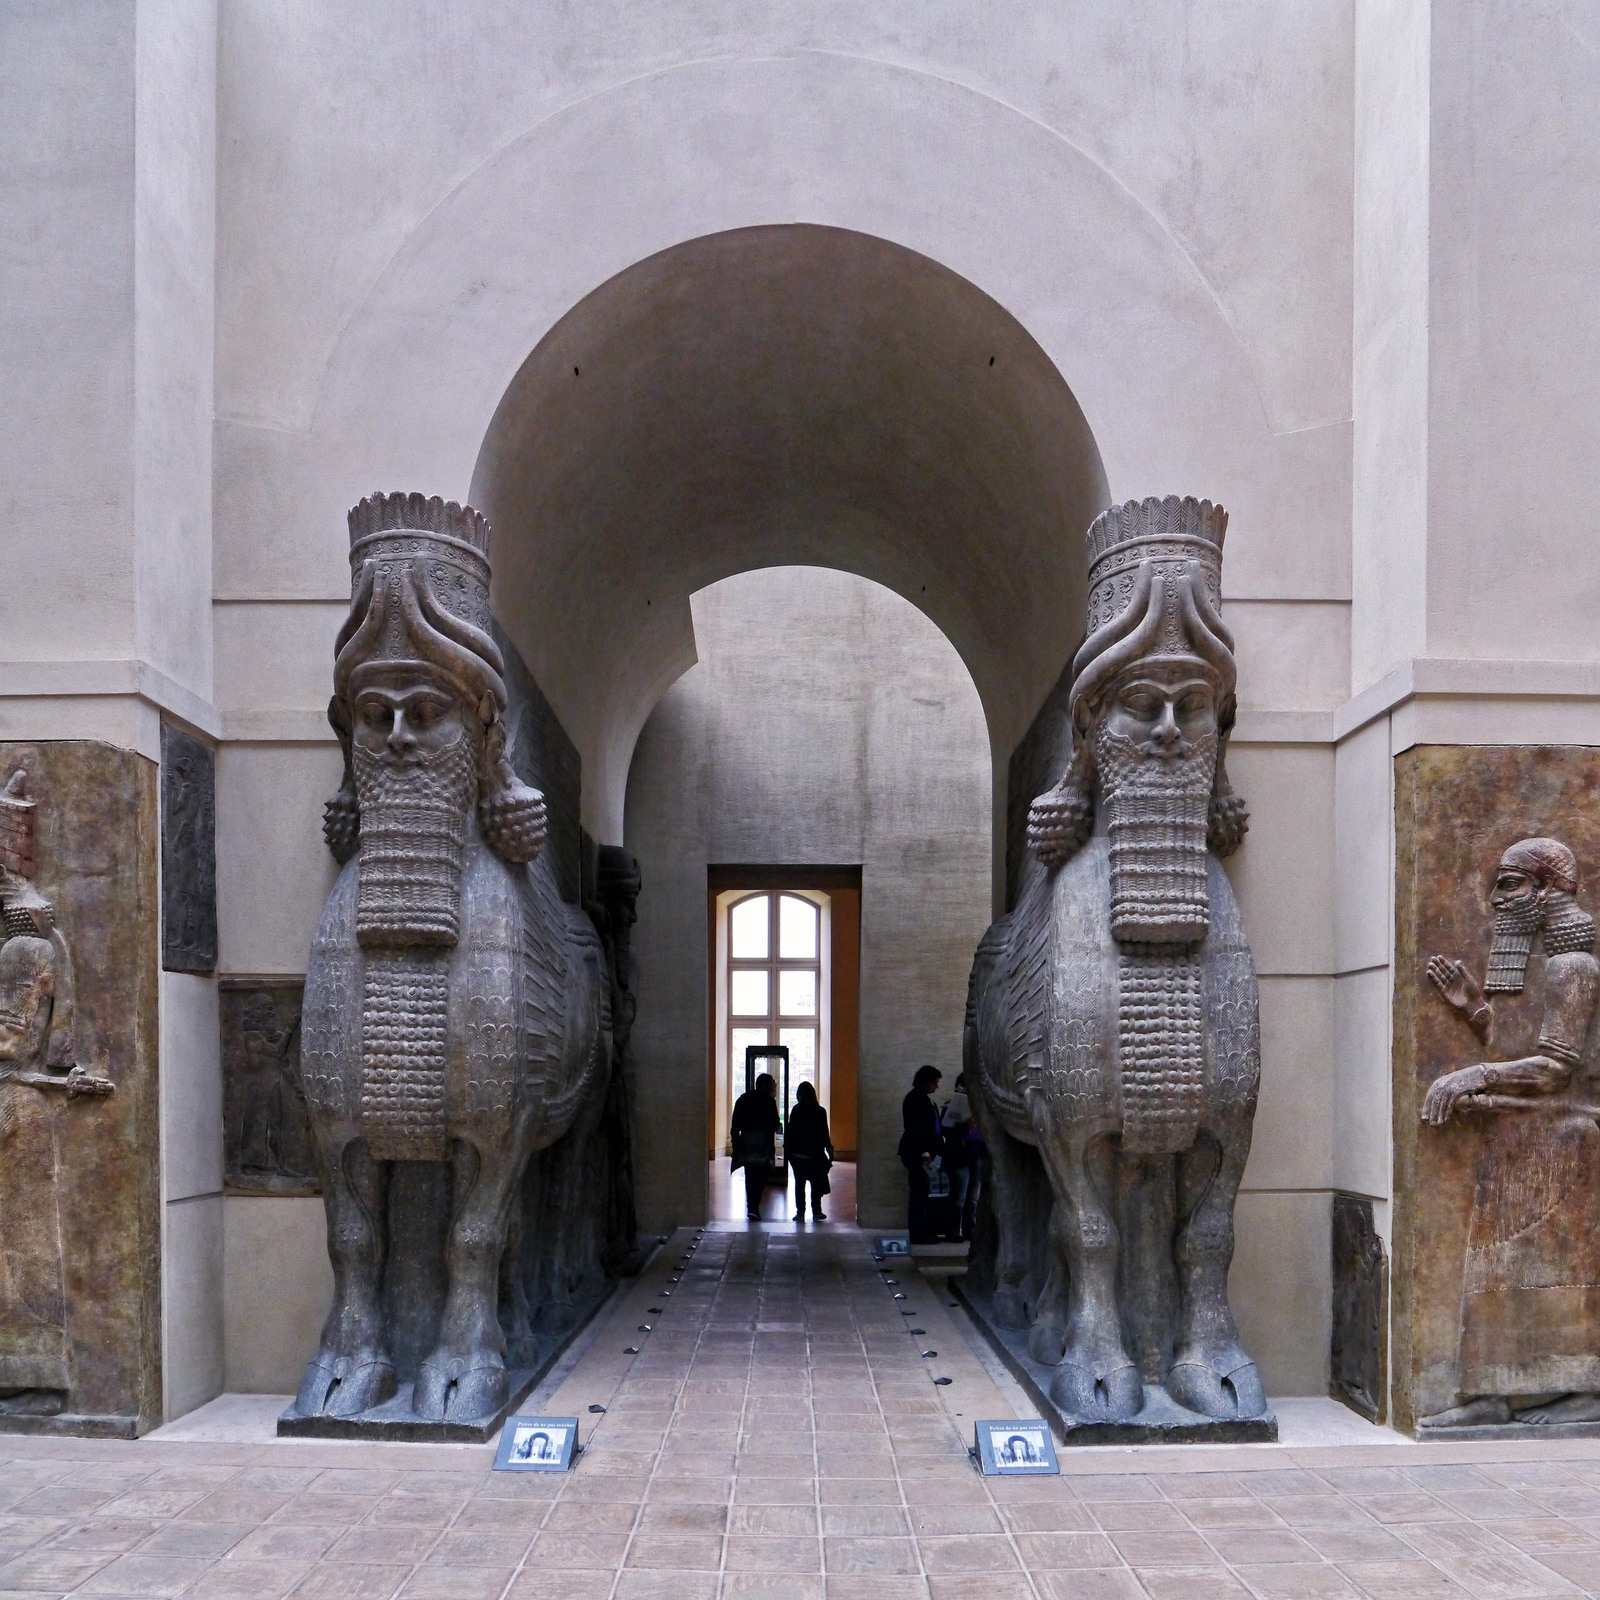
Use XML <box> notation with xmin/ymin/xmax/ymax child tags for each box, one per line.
<box><xmin>470</xmin><ymin>224</ymin><xmax>1107</xmax><ymax>869</ymax></box>
<box><xmin>468</xmin><ymin>226</ymin><xmax>1106</xmax><ymax>1229</ymax></box>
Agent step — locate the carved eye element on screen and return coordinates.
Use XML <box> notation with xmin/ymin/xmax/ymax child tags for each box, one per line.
<box><xmin>1123</xmin><ymin>692</ymin><xmax>1160</xmax><ymax>719</ymax></box>
<box><xmin>358</xmin><ymin>700</ymin><xmax>389</xmax><ymax>729</ymax></box>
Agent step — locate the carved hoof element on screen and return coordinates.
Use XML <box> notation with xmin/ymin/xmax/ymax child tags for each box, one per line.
<box><xmin>992</xmin><ymin>1285</ymin><xmax>1029</xmax><ymax>1330</ymax></box>
<box><xmin>1028</xmin><ymin>1321</ymin><xmax>1068</xmax><ymax>1366</ymax></box>
<box><xmin>1167</xmin><ymin>1356</ymin><xmax>1266</xmax><ymax>1421</ymax></box>
<box><xmin>295</xmin><ymin>1355</ymin><xmax>396</xmax><ymax>1419</ymax></box>
<box><xmin>413</xmin><ymin>1358</ymin><xmax>508</xmax><ymax>1423</ymax></box>
<box><xmin>1050</xmin><ymin>1361</ymin><xmax>1143</xmax><ymax>1423</ymax></box>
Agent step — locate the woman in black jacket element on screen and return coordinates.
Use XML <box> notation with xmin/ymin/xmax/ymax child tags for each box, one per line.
<box><xmin>786</xmin><ymin>1080</ymin><xmax>833</xmax><ymax>1221</ymax></box>
<box><xmin>730</xmin><ymin>1073</ymin><xmax>781</xmax><ymax>1221</ymax></box>
<box><xmin>898</xmin><ymin>1064</ymin><xmax>943</xmax><ymax>1243</ymax></box>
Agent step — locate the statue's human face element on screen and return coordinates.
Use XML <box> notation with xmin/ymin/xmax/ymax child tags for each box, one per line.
<box><xmin>1100</xmin><ymin>661</ymin><xmax>1218</xmax><ymax>759</ymax></box>
<box><xmin>1490</xmin><ymin>863</ymin><xmax>1540</xmax><ymax>914</ymax></box>
<box><xmin>352</xmin><ymin>676</ymin><xmax>467</xmax><ymax>764</ymax></box>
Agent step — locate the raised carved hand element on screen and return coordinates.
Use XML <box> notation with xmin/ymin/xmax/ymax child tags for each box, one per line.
<box><xmin>1422</xmin><ymin>1063</ymin><xmax>1489</xmax><ymax>1126</ymax></box>
<box><xmin>1427</xmin><ymin>955</ymin><xmax>1491</xmax><ymax>1036</ymax></box>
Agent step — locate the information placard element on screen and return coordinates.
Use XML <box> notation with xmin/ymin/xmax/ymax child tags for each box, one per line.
<box><xmin>973</xmin><ymin>1419</ymin><xmax>1059</xmax><ymax>1475</ymax></box>
<box><xmin>495</xmin><ymin>1416</ymin><xmax>579</xmax><ymax>1471</ymax></box>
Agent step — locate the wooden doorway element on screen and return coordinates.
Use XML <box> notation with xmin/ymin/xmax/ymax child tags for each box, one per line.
<box><xmin>708</xmin><ymin>866</ymin><xmax>861</xmax><ymax>1170</ymax></box>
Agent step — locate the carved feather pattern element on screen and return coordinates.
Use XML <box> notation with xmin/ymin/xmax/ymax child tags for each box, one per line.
<box><xmin>1051</xmin><ymin>945</ymin><xmax>1114</xmax><ymax>1125</ymax></box>
<box><xmin>302</xmin><ymin>865</ymin><xmax>361</xmax><ymax>1126</ymax></box>
<box><xmin>1205</xmin><ymin>947</ymin><xmax>1260</xmax><ymax>1114</ymax></box>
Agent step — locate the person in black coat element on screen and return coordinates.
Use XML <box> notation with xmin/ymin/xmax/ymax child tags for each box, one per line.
<box><xmin>786</xmin><ymin>1080</ymin><xmax>833</xmax><ymax>1221</ymax></box>
<box><xmin>898</xmin><ymin>1064</ymin><xmax>943</xmax><ymax>1243</ymax></box>
<box><xmin>730</xmin><ymin>1072</ymin><xmax>781</xmax><ymax>1221</ymax></box>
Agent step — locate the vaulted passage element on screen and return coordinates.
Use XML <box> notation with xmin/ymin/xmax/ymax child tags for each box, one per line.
<box><xmin>471</xmin><ymin>224</ymin><xmax>1108</xmax><ymax>847</ymax></box>
<box><xmin>472</xmin><ymin>228</ymin><xmax>1105</xmax><ymax>1238</ymax></box>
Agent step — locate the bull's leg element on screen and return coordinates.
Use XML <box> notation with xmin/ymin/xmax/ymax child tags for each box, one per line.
<box><xmin>1168</xmin><ymin>1123</ymin><xmax>1266</xmax><ymax>1419</ymax></box>
<box><xmin>970</xmin><ymin>1081</ymin><xmax>1034</xmax><ymax>1330</ymax></box>
<box><xmin>1033</xmin><ymin>1130</ymin><xmax>1142</xmax><ymax>1421</ymax></box>
<box><xmin>414</xmin><ymin>1129</ymin><xmax>528</xmax><ymax>1422</ymax></box>
<box><xmin>295</xmin><ymin>1137</ymin><xmax>396</xmax><ymax>1418</ymax></box>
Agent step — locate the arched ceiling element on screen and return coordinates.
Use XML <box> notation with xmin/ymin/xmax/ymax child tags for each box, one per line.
<box><xmin>471</xmin><ymin>224</ymin><xmax>1107</xmax><ymax>840</ymax></box>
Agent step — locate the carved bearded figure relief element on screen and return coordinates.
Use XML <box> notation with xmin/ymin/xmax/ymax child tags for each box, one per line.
<box><xmin>966</xmin><ymin>497</ymin><xmax>1266</xmax><ymax>1431</ymax></box>
<box><xmin>0</xmin><ymin>771</ymin><xmax>113</xmax><ymax>1418</ymax></box>
<box><xmin>287</xmin><ymin>495</ymin><xmax>614</xmax><ymax>1430</ymax></box>
<box><xmin>1420</xmin><ymin>837</ymin><xmax>1600</xmax><ymax>1429</ymax></box>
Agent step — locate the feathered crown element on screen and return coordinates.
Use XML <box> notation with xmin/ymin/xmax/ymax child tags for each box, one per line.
<box><xmin>1082</xmin><ymin>496</ymin><xmax>1227</xmax><ymax>639</ymax></box>
<box><xmin>347</xmin><ymin>492</ymin><xmax>492</xmax><ymax>564</ymax></box>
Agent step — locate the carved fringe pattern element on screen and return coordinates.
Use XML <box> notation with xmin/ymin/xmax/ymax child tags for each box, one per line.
<box><xmin>360</xmin><ymin>950</ymin><xmax>451</xmax><ymax>1161</ymax></box>
<box><xmin>352</xmin><ymin>733</ymin><xmax>477</xmax><ymax>947</ymax></box>
<box><xmin>1096</xmin><ymin>726</ymin><xmax>1216</xmax><ymax>945</ymax></box>
<box><xmin>1117</xmin><ymin>946</ymin><xmax>1205</xmax><ymax>1155</ymax></box>
<box><xmin>1485</xmin><ymin>900</ymin><xmax>1542</xmax><ymax>993</ymax></box>
<box><xmin>1543</xmin><ymin>902</ymin><xmax>1597</xmax><ymax>956</ymax></box>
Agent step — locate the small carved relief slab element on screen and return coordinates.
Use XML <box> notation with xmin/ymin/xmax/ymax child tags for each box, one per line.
<box><xmin>220</xmin><ymin>979</ymin><xmax>319</xmax><ymax>1196</ymax></box>
<box><xmin>160</xmin><ymin>723</ymin><xmax>217</xmax><ymax>974</ymax></box>
<box><xmin>1394</xmin><ymin>746</ymin><xmax>1600</xmax><ymax>1436</ymax></box>
<box><xmin>1330</xmin><ymin>1194</ymin><xmax>1387</xmax><ymax>1423</ymax></box>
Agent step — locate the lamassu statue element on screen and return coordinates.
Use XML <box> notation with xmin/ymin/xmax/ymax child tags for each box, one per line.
<box><xmin>290</xmin><ymin>493</ymin><xmax>612</xmax><ymax>1426</ymax></box>
<box><xmin>966</xmin><ymin>495</ymin><xmax>1265</xmax><ymax>1426</ymax></box>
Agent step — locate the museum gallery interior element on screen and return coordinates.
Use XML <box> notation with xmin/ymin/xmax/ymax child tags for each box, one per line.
<box><xmin>8</xmin><ymin>5</ymin><xmax>1600</xmax><ymax>1591</ymax></box>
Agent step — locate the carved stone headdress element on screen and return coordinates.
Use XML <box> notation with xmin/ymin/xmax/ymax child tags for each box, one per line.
<box><xmin>1030</xmin><ymin>496</ymin><xmax>1248</xmax><ymax>870</ymax></box>
<box><xmin>1069</xmin><ymin>495</ymin><xmax>1235</xmax><ymax>735</ymax></box>
<box><xmin>323</xmin><ymin>493</ymin><xmax>545</xmax><ymax>872</ymax></box>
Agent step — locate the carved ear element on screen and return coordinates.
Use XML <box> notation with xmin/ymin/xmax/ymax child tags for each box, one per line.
<box><xmin>1028</xmin><ymin>740</ymin><xmax>1095</xmax><ymax>868</ymax></box>
<box><xmin>322</xmin><ymin>695</ymin><xmax>360</xmax><ymax>865</ymax></box>
<box><xmin>1207</xmin><ymin>753</ymin><xmax>1249</xmax><ymax>858</ymax></box>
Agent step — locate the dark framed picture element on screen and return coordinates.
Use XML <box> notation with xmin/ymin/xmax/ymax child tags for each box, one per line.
<box><xmin>974</xmin><ymin>1420</ymin><xmax>1058</xmax><ymax>1475</ymax></box>
<box><xmin>495</xmin><ymin>1416</ymin><xmax>578</xmax><ymax>1472</ymax></box>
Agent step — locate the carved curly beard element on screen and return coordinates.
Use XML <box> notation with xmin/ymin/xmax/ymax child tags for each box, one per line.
<box><xmin>1095</xmin><ymin>724</ymin><xmax>1217</xmax><ymax>947</ymax></box>
<box><xmin>352</xmin><ymin>731</ymin><xmax>479</xmax><ymax>948</ymax></box>
<box><xmin>1485</xmin><ymin>898</ymin><xmax>1541</xmax><ymax>994</ymax></box>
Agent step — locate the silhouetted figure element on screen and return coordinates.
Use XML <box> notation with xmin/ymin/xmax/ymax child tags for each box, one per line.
<box><xmin>730</xmin><ymin>1072</ymin><xmax>781</xmax><ymax>1220</ymax></box>
<box><xmin>898</xmin><ymin>1065</ymin><xmax>943</xmax><ymax>1243</ymax></box>
<box><xmin>787</xmin><ymin>1080</ymin><xmax>833</xmax><ymax>1220</ymax></box>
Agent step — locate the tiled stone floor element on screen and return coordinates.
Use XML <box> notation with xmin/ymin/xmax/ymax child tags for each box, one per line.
<box><xmin>4</xmin><ymin>1226</ymin><xmax>1600</xmax><ymax>1599</ymax></box>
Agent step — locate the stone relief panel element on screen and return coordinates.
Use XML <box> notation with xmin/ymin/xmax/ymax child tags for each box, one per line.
<box><xmin>0</xmin><ymin>744</ymin><xmax>160</xmax><ymax>1437</ymax></box>
<box><xmin>1394</xmin><ymin>746</ymin><xmax>1600</xmax><ymax>1436</ymax></box>
<box><xmin>220</xmin><ymin>978</ymin><xmax>317</xmax><ymax>1196</ymax></box>
<box><xmin>1330</xmin><ymin>1194</ymin><xmax>1387</xmax><ymax>1423</ymax></box>
<box><xmin>160</xmin><ymin>722</ymin><xmax>217</xmax><ymax>974</ymax></box>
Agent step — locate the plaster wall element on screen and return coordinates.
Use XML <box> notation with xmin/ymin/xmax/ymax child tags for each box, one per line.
<box><xmin>1</xmin><ymin>2</ymin><xmax>138</xmax><ymax>668</ymax></box>
<box><xmin>1352</xmin><ymin>0</ymin><xmax>1431</xmax><ymax>691</ymax></box>
<box><xmin>1424</xmin><ymin>2</ymin><xmax>1600</xmax><ymax>665</ymax></box>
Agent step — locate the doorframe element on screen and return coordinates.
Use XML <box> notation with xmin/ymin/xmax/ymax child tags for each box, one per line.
<box><xmin>707</xmin><ymin>865</ymin><xmax>862</xmax><ymax>1161</ymax></box>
